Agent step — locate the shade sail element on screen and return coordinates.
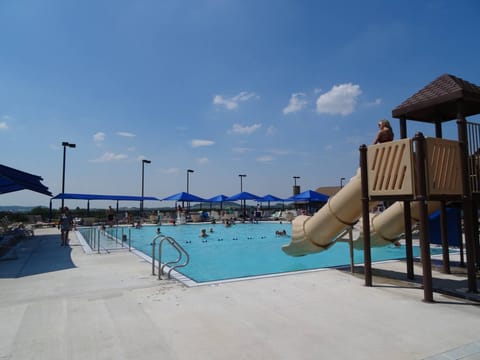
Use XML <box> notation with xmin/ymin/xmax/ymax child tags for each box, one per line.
<box><xmin>258</xmin><ymin>194</ymin><xmax>286</xmax><ymax>202</ymax></box>
<box><xmin>226</xmin><ymin>192</ymin><xmax>261</xmax><ymax>201</ymax></box>
<box><xmin>206</xmin><ymin>194</ymin><xmax>229</xmax><ymax>202</ymax></box>
<box><xmin>52</xmin><ymin>193</ymin><xmax>160</xmax><ymax>201</ymax></box>
<box><xmin>0</xmin><ymin>164</ymin><xmax>52</xmax><ymax>196</ymax></box>
<box><xmin>162</xmin><ymin>192</ymin><xmax>206</xmax><ymax>202</ymax></box>
<box><xmin>287</xmin><ymin>190</ymin><xmax>329</xmax><ymax>202</ymax></box>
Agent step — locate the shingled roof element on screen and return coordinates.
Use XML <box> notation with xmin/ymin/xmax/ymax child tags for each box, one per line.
<box><xmin>392</xmin><ymin>74</ymin><xmax>480</xmax><ymax>122</ymax></box>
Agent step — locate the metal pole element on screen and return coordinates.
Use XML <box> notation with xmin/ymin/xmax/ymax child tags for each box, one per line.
<box><xmin>239</xmin><ymin>174</ymin><xmax>246</xmax><ymax>217</ymax></box>
<box><xmin>348</xmin><ymin>227</ymin><xmax>354</xmax><ymax>273</ymax></box>
<box><xmin>61</xmin><ymin>145</ymin><xmax>66</xmax><ymax>209</ymax></box>
<box><xmin>404</xmin><ymin>202</ymin><xmax>414</xmax><ymax>279</ymax></box>
<box><xmin>60</xmin><ymin>142</ymin><xmax>75</xmax><ymax>209</ymax></box>
<box><xmin>141</xmin><ymin>159</ymin><xmax>151</xmax><ymax>218</ymax></box>
<box><xmin>359</xmin><ymin>144</ymin><xmax>372</xmax><ymax>286</ymax></box>
<box><xmin>141</xmin><ymin>162</ymin><xmax>145</xmax><ymax>215</ymax></box>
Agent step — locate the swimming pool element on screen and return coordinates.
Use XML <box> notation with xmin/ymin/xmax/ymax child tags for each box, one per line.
<box><xmin>101</xmin><ymin>223</ymin><xmax>443</xmax><ymax>284</ymax></box>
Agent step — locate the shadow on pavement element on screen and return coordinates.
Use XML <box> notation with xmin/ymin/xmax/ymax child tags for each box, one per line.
<box><xmin>0</xmin><ymin>233</ymin><xmax>77</xmax><ymax>278</ymax></box>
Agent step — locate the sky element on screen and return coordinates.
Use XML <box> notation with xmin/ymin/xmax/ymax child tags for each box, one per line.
<box><xmin>1</xmin><ymin>0</ymin><xmax>480</xmax><ymax>208</ymax></box>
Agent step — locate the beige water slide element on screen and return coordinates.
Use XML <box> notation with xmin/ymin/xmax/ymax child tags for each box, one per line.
<box><xmin>282</xmin><ymin>138</ymin><xmax>462</xmax><ymax>257</ymax></box>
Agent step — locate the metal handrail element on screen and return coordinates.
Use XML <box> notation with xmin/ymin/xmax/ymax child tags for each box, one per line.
<box><xmin>151</xmin><ymin>234</ymin><xmax>190</xmax><ymax>280</ymax></box>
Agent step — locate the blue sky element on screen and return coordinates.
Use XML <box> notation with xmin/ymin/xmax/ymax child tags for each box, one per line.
<box><xmin>1</xmin><ymin>0</ymin><xmax>479</xmax><ymax>208</ymax></box>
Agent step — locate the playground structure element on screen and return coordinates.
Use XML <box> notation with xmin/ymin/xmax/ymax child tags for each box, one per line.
<box><xmin>283</xmin><ymin>74</ymin><xmax>480</xmax><ymax>302</ymax></box>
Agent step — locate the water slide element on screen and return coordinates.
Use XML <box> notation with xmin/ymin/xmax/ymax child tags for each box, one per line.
<box><xmin>282</xmin><ymin>170</ymin><xmax>440</xmax><ymax>257</ymax></box>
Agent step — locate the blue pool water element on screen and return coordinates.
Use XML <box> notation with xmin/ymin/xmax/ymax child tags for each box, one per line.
<box><xmin>103</xmin><ymin>222</ymin><xmax>442</xmax><ymax>283</ymax></box>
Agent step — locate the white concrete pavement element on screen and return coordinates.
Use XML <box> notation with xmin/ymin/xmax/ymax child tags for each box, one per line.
<box><xmin>0</xmin><ymin>228</ymin><xmax>479</xmax><ymax>360</ymax></box>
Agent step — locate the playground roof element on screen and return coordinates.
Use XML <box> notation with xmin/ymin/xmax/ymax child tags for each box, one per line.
<box><xmin>392</xmin><ymin>73</ymin><xmax>480</xmax><ymax>122</ymax></box>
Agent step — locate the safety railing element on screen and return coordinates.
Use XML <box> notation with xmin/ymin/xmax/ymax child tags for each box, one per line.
<box><xmin>467</xmin><ymin>121</ymin><xmax>480</xmax><ymax>194</ymax></box>
<box><xmin>79</xmin><ymin>226</ymin><xmax>132</xmax><ymax>253</ymax></box>
<box><xmin>151</xmin><ymin>234</ymin><xmax>190</xmax><ymax>280</ymax></box>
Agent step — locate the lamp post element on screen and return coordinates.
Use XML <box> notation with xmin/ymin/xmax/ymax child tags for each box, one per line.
<box><xmin>293</xmin><ymin>176</ymin><xmax>300</xmax><ymax>196</ymax></box>
<box><xmin>340</xmin><ymin>177</ymin><xmax>346</xmax><ymax>188</ymax></box>
<box><xmin>239</xmin><ymin>174</ymin><xmax>247</xmax><ymax>217</ymax></box>
<box><xmin>186</xmin><ymin>169</ymin><xmax>194</xmax><ymax>194</ymax></box>
<box><xmin>61</xmin><ymin>141</ymin><xmax>76</xmax><ymax>209</ymax></box>
<box><xmin>141</xmin><ymin>159</ymin><xmax>151</xmax><ymax>216</ymax></box>
<box><xmin>186</xmin><ymin>169</ymin><xmax>194</xmax><ymax>213</ymax></box>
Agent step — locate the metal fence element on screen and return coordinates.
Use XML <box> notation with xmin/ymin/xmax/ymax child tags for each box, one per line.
<box><xmin>467</xmin><ymin>121</ymin><xmax>480</xmax><ymax>194</ymax></box>
<box><xmin>79</xmin><ymin>226</ymin><xmax>132</xmax><ymax>253</ymax></box>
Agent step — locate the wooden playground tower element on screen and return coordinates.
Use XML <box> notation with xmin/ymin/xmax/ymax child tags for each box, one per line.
<box><xmin>359</xmin><ymin>74</ymin><xmax>480</xmax><ymax>302</ymax></box>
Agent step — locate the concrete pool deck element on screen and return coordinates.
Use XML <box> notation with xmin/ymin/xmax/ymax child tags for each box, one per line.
<box><xmin>0</xmin><ymin>228</ymin><xmax>479</xmax><ymax>360</ymax></box>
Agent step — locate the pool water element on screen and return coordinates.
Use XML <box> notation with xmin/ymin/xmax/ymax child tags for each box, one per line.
<box><xmin>104</xmin><ymin>222</ymin><xmax>443</xmax><ymax>283</ymax></box>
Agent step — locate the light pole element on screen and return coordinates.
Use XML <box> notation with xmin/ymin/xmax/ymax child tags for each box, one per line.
<box><xmin>340</xmin><ymin>177</ymin><xmax>346</xmax><ymax>188</ymax></box>
<box><xmin>239</xmin><ymin>174</ymin><xmax>247</xmax><ymax>217</ymax></box>
<box><xmin>186</xmin><ymin>169</ymin><xmax>194</xmax><ymax>213</ymax></box>
<box><xmin>186</xmin><ymin>169</ymin><xmax>194</xmax><ymax>193</ymax></box>
<box><xmin>141</xmin><ymin>159</ymin><xmax>151</xmax><ymax>216</ymax></box>
<box><xmin>61</xmin><ymin>141</ymin><xmax>76</xmax><ymax>209</ymax></box>
<box><xmin>293</xmin><ymin>176</ymin><xmax>300</xmax><ymax>196</ymax></box>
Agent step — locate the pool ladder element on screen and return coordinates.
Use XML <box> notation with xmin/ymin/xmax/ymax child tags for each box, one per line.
<box><xmin>151</xmin><ymin>234</ymin><xmax>190</xmax><ymax>280</ymax></box>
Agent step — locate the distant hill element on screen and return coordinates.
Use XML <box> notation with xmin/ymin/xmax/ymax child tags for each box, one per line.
<box><xmin>0</xmin><ymin>206</ymin><xmax>35</xmax><ymax>212</ymax></box>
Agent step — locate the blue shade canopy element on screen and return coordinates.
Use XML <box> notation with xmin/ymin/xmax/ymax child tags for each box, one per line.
<box><xmin>226</xmin><ymin>191</ymin><xmax>261</xmax><ymax>201</ymax></box>
<box><xmin>52</xmin><ymin>193</ymin><xmax>160</xmax><ymax>201</ymax></box>
<box><xmin>287</xmin><ymin>190</ymin><xmax>329</xmax><ymax>202</ymax></box>
<box><xmin>206</xmin><ymin>194</ymin><xmax>229</xmax><ymax>202</ymax></box>
<box><xmin>162</xmin><ymin>192</ymin><xmax>206</xmax><ymax>202</ymax></box>
<box><xmin>258</xmin><ymin>194</ymin><xmax>285</xmax><ymax>202</ymax></box>
<box><xmin>0</xmin><ymin>164</ymin><xmax>51</xmax><ymax>196</ymax></box>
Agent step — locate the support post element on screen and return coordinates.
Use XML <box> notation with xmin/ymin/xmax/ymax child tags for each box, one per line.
<box><xmin>413</xmin><ymin>132</ymin><xmax>434</xmax><ymax>302</ymax></box>
<box><xmin>360</xmin><ymin>144</ymin><xmax>372</xmax><ymax>287</ymax></box>
<box><xmin>439</xmin><ymin>201</ymin><xmax>451</xmax><ymax>274</ymax></box>
<box><xmin>403</xmin><ymin>202</ymin><xmax>414</xmax><ymax>279</ymax></box>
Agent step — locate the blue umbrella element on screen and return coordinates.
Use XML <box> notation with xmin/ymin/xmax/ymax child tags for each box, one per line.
<box><xmin>258</xmin><ymin>194</ymin><xmax>285</xmax><ymax>202</ymax></box>
<box><xmin>226</xmin><ymin>192</ymin><xmax>261</xmax><ymax>218</ymax></box>
<box><xmin>257</xmin><ymin>194</ymin><xmax>286</xmax><ymax>210</ymax></box>
<box><xmin>162</xmin><ymin>192</ymin><xmax>206</xmax><ymax>202</ymax></box>
<box><xmin>206</xmin><ymin>194</ymin><xmax>229</xmax><ymax>202</ymax></box>
<box><xmin>287</xmin><ymin>190</ymin><xmax>329</xmax><ymax>202</ymax></box>
<box><xmin>206</xmin><ymin>194</ymin><xmax>229</xmax><ymax>211</ymax></box>
<box><xmin>226</xmin><ymin>191</ymin><xmax>261</xmax><ymax>201</ymax></box>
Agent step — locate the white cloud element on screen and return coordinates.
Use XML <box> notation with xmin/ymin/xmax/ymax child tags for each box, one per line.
<box><xmin>232</xmin><ymin>147</ymin><xmax>252</xmax><ymax>154</ymax></box>
<box><xmin>197</xmin><ymin>157</ymin><xmax>209</xmax><ymax>164</ymax></box>
<box><xmin>160</xmin><ymin>167</ymin><xmax>179</xmax><ymax>174</ymax></box>
<box><xmin>191</xmin><ymin>139</ymin><xmax>215</xmax><ymax>148</ymax></box>
<box><xmin>213</xmin><ymin>91</ymin><xmax>257</xmax><ymax>110</ymax></box>
<box><xmin>0</xmin><ymin>122</ymin><xmax>8</xmax><ymax>130</ymax></box>
<box><xmin>266</xmin><ymin>126</ymin><xmax>276</xmax><ymax>136</ymax></box>
<box><xmin>283</xmin><ymin>93</ymin><xmax>307</xmax><ymax>114</ymax></box>
<box><xmin>256</xmin><ymin>155</ymin><xmax>274</xmax><ymax>162</ymax></box>
<box><xmin>365</xmin><ymin>98</ymin><xmax>382</xmax><ymax>107</ymax></box>
<box><xmin>93</xmin><ymin>132</ymin><xmax>105</xmax><ymax>143</ymax></box>
<box><xmin>90</xmin><ymin>152</ymin><xmax>127</xmax><ymax>162</ymax></box>
<box><xmin>116</xmin><ymin>132</ymin><xmax>136</xmax><ymax>137</ymax></box>
<box><xmin>316</xmin><ymin>83</ymin><xmax>362</xmax><ymax>115</ymax></box>
<box><xmin>229</xmin><ymin>123</ymin><xmax>262</xmax><ymax>135</ymax></box>
<box><xmin>268</xmin><ymin>148</ymin><xmax>292</xmax><ymax>156</ymax></box>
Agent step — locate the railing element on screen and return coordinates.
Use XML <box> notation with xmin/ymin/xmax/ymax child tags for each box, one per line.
<box><xmin>151</xmin><ymin>234</ymin><xmax>190</xmax><ymax>280</ymax></box>
<box><xmin>79</xmin><ymin>226</ymin><xmax>132</xmax><ymax>253</ymax></box>
<box><xmin>467</xmin><ymin>121</ymin><xmax>480</xmax><ymax>194</ymax></box>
